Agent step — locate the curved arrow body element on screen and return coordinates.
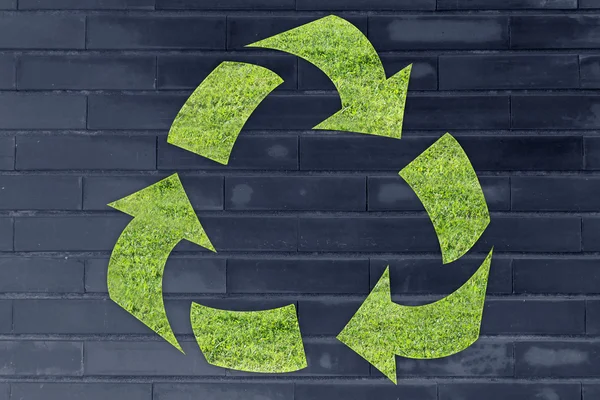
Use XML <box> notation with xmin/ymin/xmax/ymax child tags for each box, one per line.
<box><xmin>190</xmin><ymin>303</ymin><xmax>307</xmax><ymax>373</ymax></box>
<box><xmin>167</xmin><ymin>61</ymin><xmax>283</xmax><ymax>165</ymax></box>
<box><xmin>400</xmin><ymin>133</ymin><xmax>490</xmax><ymax>264</ymax></box>
<box><xmin>107</xmin><ymin>174</ymin><xmax>215</xmax><ymax>352</ymax></box>
<box><xmin>248</xmin><ymin>15</ymin><xmax>411</xmax><ymax>139</ymax></box>
<box><xmin>337</xmin><ymin>249</ymin><xmax>493</xmax><ymax>384</ymax></box>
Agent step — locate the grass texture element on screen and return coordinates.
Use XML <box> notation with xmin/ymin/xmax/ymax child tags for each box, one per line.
<box><xmin>167</xmin><ymin>61</ymin><xmax>283</xmax><ymax>165</ymax></box>
<box><xmin>248</xmin><ymin>15</ymin><xmax>411</xmax><ymax>139</ymax></box>
<box><xmin>107</xmin><ymin>174</ymin><xmax>215</xmax><ymax>352</ymax></box>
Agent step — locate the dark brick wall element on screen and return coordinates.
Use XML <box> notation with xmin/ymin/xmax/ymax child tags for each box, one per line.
<box><xmin>0</xmin><ymin>1</ymin><xmax>597</xmax><ymax>400</ymax></box>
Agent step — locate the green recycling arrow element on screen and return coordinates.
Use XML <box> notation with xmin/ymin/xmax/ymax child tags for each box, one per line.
<box><xmin>337</xmin><ymin>249</ymin><xmax>493</xmax><ymax>384</ymax></box>
<box><xmin>107</xmin><ymin>173</ymin><xmax>215</xmax><ymax>352</ymax></box>
<box><xmin>248</xmin><ymin>15</ymin><xmax>411</xmax><ymax>139</ymax></box>
<box><xmin>190</xmin><ymin>303</ymin><xmax>307</xmax><ymax>373</ymax></box>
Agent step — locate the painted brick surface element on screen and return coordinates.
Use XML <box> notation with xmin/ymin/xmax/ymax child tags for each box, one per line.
<box><xmin>0</xmin><ymin>1</ymin><xmax>596</xmax><ymax>399</ymax></box>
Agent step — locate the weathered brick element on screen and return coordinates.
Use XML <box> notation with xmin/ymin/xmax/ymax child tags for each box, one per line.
<box><xmin>16</xmin><ymin>136</ymin><xmax>156</xmax><ymax>171</ymax></box>
<box><xmin>298</xmin><ymin>299</ymin><xmax>363</xmax><ymax>336</ymax></box>
<box><xmin>482</xmin><ymin>299</ymin><xmax>585</xmax><ymax>335</ymax></box>
<box><xmin>585</xmin><ymin>137</ymin><xmax>600</xmax><ymax>170</ymax></box>
<box><xmin>0</xmin><ymin>0</ymin><xmax>13</xmax><ymax>9</ymax></box>
<box><xmin>512</xmin><ymin>95</ymin><xmax>600</xmax><ymax>129</ymax></box>
<box><xmin>514</xmin><ymin>259</ymin><xmax>600</xmax><ymax>294</ymax></box>
<box><xmin>227</xmin><ymin>16</ymin><xmax>367</xmax><ymax>49</ymax></box>
<box><xmin>157</xmin><ymin>54</ymin><xmax>296</xmax><ymax>90</ymax></box>
<box><xmin>581</xmin><ymin>0</ymin><xmax>600</xmax><ymax>7</ymax></box>
<box><xmin>154</xmin><ymin>383</ymin><xmax>294</xmax><ymax>400</ymax></box>
<box><xmin>87</xmin><ymin>16</ymin><xmax>226</xmax><ymax>49</ymax></box>
<box><xmin>295</xmin><ymin>383</ymin><xmax>437</xmax><ymax>400</ymax></box>
<box><xmin>0</xmin><ymin>300</ymin><xmax>10</xmax><ymax>333</ymax></box>
<box><xmin>0</xmin><ymin>175</ymin><xmax>81</xmax><ymax>210</ymax></box>
<box><xmin>439</xmin><ymin>383</ymin><xmax>581</xmax><ymax>400</ymax></box>
<box><xmin>298</xmin><ymin>0</ymin><xmax>434</xmax><ymax>10</ymax></box>
<box><xmin>583</xmin><ymin>218</ymin><xmax>600</xmax><ymax>251</ymax></box>
<box><xmin>301</xmin><ymin>135</ymin><xmax>582</xmax><ymax>171</ymax></box>
<box><xmin>0</xmin><ymin>137</ymin><xmax>14</xmax><ymax>170</ymax></box>
<box><xmin>158</xmin><ymin>135</ymin><xmax>298</xmax><ymax>171</ymax></box>
<box><xmin>11</xmin><ymin>384</ymin><xmax>151</xmax><ymax>400</ymax></box>
<box><xmin>580</xmin><ymin>56</ymin><xmax>600</xmax><ymax>88</ymax></box>
<box><xmin>157</xmin><ymin>0</ymin><xmax>294</xmax><ymax>9</ymax></box>
<box><xmin>515</xmin><ymin>341</ymin><xmax>600</xmax><ymax>377</ymax></box>
<box><xmin>584</xmin><ymin>384</ymin><xmax>600</xmax><ymax>400</ymax></box>
<box><xmin>84</xmin><ymin>340</ymin><xmax>224</xmax><ymax>376</ymax></box>
<box><xmin>20</xmin><ymin>0</ymin><xmax>154</xmax><ymax>8</ymax></box>
<box><xmin>0</xmin><ymin>218</ymin><xmax>12</xmax><ymax>251</ymax></box>
<box><xmin>0</xmin><ymin>55</ymin><xmax>14</xmax><ymax>89</ymax></box>
<box><xmin>438</xmin><ymin>0</ymin><xmax>576</xmax><ymax>8</ymax></box>
<box><xmin>584</xmin><ymin>301</ymin><xmax>600</xmax><ymax>334</ymax></box>
<box><xmin>371</xmin><ymin>257</ymin><xmax>512</xmax><ymax>294</ymax></box>
<box><xmin>439</xmin><ymin>55</ymin><xmax>578</xmax><ymax>89</ymax></box>
<box><xmin>511</xmin><ymin>16</ymin><xmax>600</xmax><ymax>49</ymax></box>
<box><xmin>513</xmin><ymin>176</ymin><xmax>600</xmax><ymax>211</ymax></box>
<box><xmin>0</xmin><ymin>14</ymin><xmax>84</xmax><ymax>49</ymax></box>
<box><xmin>83</xmin><ymin>175</ymin><xmax>223</xmax><ymax>211</ymax></box>
<box><xmin>369</xmin><ymin>16</ymin><xmax>509</xmax><ymax>50</ymax></box>
<box><xmin>369</xmin><ymin>176</ymin><xmax>509</xmax><ymax>211</ymax></box>
<box><xmin>85</xmin><ymin>257</ymin><xmax>226</xmax><ymax>294</ymax></box>
<box><xmin>0</xmin><ymin>94</ymin><xmax>85</xmax><ymax>129</ymax></box>
<box><xmin>0</xmin><ymin>341</ymin><xmax>82</xmax><ymax>376</ymax></box>
<box><xmin>18</xmin><ymin>55</ymin><xmax>156</xmax><ymax>90</ymax></box>
<box><xmin>225</xmin><ymin>176</ymin><xmax>365</xmax><ymax>211</ymax></box>
<box><xmin>0</xmin><ymin>257</ymin><xmax>83</xmax><ymax>293</ymax></box>
<box><xmin>298</xmin><ymin>55</ymin><xmax>437</xmax><ymax>91</ymax></box>
<box><xmin>228</xmin><ymin>258</ymin><xmax>369</xmax><ymax>294</ymax></box>
<box><xmin>0</xmin><ymin>384</ymin><xmax>7</xmax><ymax>400</ymax></box>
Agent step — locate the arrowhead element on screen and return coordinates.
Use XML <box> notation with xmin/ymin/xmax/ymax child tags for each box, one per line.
<box><xmin>247</xmin><ymin>15</ymin><xmax>411</xmax><ymax>139</ymax></box>
<box><xmin>108</xmin><ymin>173</ymin><xmax>215</xmax><ymax>252</ymax></box>
<box><xmin>337</xmin><ymin>267</ymin><xmax>398</xmax><ymax>384</ymax></box>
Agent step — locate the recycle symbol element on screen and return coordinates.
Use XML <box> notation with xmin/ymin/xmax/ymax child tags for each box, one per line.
<box><xmin>107</xmin><ymin>15</ymin><xmax>493</xmax><ymax>384</ymax></box>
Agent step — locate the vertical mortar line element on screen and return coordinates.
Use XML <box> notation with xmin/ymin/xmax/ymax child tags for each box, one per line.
<box><xmin>82</xmin><ymin>259</ymin><xmax>87</xmax><ymax>295</ymax></box>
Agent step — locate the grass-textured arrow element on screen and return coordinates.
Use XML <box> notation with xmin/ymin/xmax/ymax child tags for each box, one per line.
<box><xmin>167</xmin><ymin>61</ymin><xmax>283</xmax><ymax>165</ymax></box>
<box><xmin>247</xmin><ymin>15</ymin><xmax>411</xmax><ymax>139</ymax></box>
<box><xmin>107</xmin><ymin>173</ymin><xmax>215</xmax><ymax>352</ymax></box>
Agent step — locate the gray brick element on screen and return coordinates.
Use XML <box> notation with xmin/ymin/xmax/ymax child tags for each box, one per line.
<box><xmin>390</xmin><ymin>340</ymin><xmax>513</xmax><ymax>377</ymax></box>
<box><xmin>482</xmin><ymin>300</ymin><xmax>585</xmax><ymax>335</ymax></box>
<box><xmin>85</xmin><ymin>257</ymin><xmax>226</xmax><ymax>294</ymax></box>
<box><xmin>228</xmin><ymin>258</ymin><xmax>369</xmax><ymax>294</ymax></box>
<box><xmin>16</xmin><ymin>135</ymin><xmax>156</xmax><ymax>171</ymax></box>
<box><xmin>20</xmin><ymin>0</ymin><xmax>153</xmax><ymax>8</ymax></box>
<box><xmin>581</xmin><ymin>0</ymin><xmax>600</xmax><ymax>7</ymax></box>
<box><xmin>585</xmin><ymin>137</ymin><xmax>600</xmax><ymax>170</ymax></box>
<box><xmin>584</xmin><ymin>301</ymin><xmax>600</xmax><ymax>334</ymax></box>
<box><xmin>18</xmin><ymin>55</ymin><xmax>156</xmax><ymax>90</ymax></box>
<box><xmin>0</xmin><ymin>175</ymin><xmax>81</xmax><ymax>210</ymax></box>
<box><xmin>369</xmin><ymin>176</ymin><xmax>509</xmax><ymax>211</ymax></box>
<box><xmin>439</xmin><ymin>383</ymin><xmax>581</xmax><ymax>400</ymax></box>
<box><xmin>158</xmin><ymin>54</ymin><xmax>297</xmax><ymax>90</ymax></box>
<box><xmin>0</xmin><ymin>14</ymin><xmax>84</xmax><ymax>49</ymax></box>
<box><xmin>513</xmin><ymin>176</ymin><xmax>600</xmax><ymax>211</ymax></box>
<box><xmin>87</xmin><ymin>16</ymin><xmax>226</xmax><ymax>49</ymax></box>
<box><xmin>515</xmin><ymin>341</ymin><xmax>600</xmax><ymax>377</ymax></box>
<box><xmin>154</xmin><ymin>383</ymin><xmax>294</xmax><ymax>400</ymax></box>
<box><xmin>298</xmin><ymin>55</ymin><xmax>437</xmax><ymax>91</ymax></box>
<box><xmin>585</xmin><ymin>384</ymin><xmax>600</xmax><ymax>399</ymax></box>
<box><xmin>371</xmin><ymin>257</ymin><xmax>512</xmax><ymax>294</ymax></box>
<box><xmin>515</xmin><ymin>259</ymin><xmax>600</xmax><ymax>294</ymax></box>
<box><xmin>298</xmin><ymin>299</ymin><xmax>363</xmax><ymax>336</ymax></box>
<box><xmin>0</xmin><ymin>384</ymin><xmax>7</xmax><ymax>400</ymax></box>
<box><xmin>83</xmin><ymin>175</ymin><xmax>223</xmax><ymax>211</ymax></box>
<box><xmin>227</xmin><ymin>16</ymin><xmax>367</xmax><ymax>49</ymax></box>
<box><xmin>0</xmin><ymin>0</ymin><xmax>13</xmax><ymax>9</ymax></box>
<box><xmin>511</xmin><ymin>16</ymin><xmax>600</xmax><ymax>49</ymax></box>
<box><xmin>225</xmin><ymin>176</ymin><xmax>365</xmax><ymax>211</ymax></box>
<box><xmin>513</xmin><ymin>95</ymin><xmax>600</xmax><ymax>129</ymax></box>
<box><xmin>158</xmin><ymin>135</ymin><xmax>298</xmax><ymax>171</ymax></box>
<box><xmin>297</xmin><ymin>0</ymin><xmax>434</xmax><ymax>10</ymax></box>
<box><xmin>157</xmin><ymin>0</ymin><xmax>294</xmax><ymax>9</ymax></box>
<box><xmin>11</xmin><ymin>384</ymin><xmax>151</xmax><ymax>400</ymax></box>
<box><xmin>0</xmin><ymin>341</ymin><xmax>82</xmax><ymax>376</ymax></box>
<box><xmin>0</xmin><ymin>94</ymin><xmax>85</xmax><ymax>129</ymax></box>
<box><xmin>583</xmin><ymin>218</ymin><xmax>600</xmax><ymax>251</ymax></box>
<box><xmin>438</xmin><ymin>0</ymin><xmax>576</xmax><ymax>8</ymax></box>
<box><xmin>580</xmin><ymin>56</ymin><xmax>600</xmax><ymax>88</ymax></box>
<box><xmin>0</xmin><ymin>55</ymin><xmax>14</xmax><ymax>89</ymax></box>
<box><xmin>84</xmin><ymin>340</ymin><xmax>224</xmax><ymax>376</ymax></box>
<box><xmin>295</xmin><ymin>383</ymin><xmax>437</xmax><ymax>400</ymax></box>
<box><xmin>439</xmin><ymin>55</ymin><xmax>579</xmax><ymax>89</ymax></box>
<box><xmin>0</xmin><ymin>257</ymin><xmax>83</xmax><ymax>293</ymax></box>
<box><xmin>369</xmin><ymin>16</ymin><xmax>509</xmax><ymax>50</ymax></box>
<box><xmin>14</xmin><ymin>215</ymin><xmax>128</xmax><ymax>252</ymax></box>
<box><xmin>0</xmin><ymin>301</ymin><xmax>10</xmax><ymax>333</ymax></box>
<box><xmin>0</xmin><ymin>218</ymin><xmax>12</xmax><ymax>251</ymax></box>
<box><xmin>0</xmin><ymin>137</ymin><xmax>13</xmax><ymax>170</ymax></box>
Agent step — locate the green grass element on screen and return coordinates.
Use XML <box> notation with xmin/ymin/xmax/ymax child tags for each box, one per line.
<box><xmin>167</xmin><ymin>62</ymin><xmax>282</xmax><ymax>165</ymax></box>
<box><xmin>399</xmin><ymin>133</ymin><xmax>490</xmax><ymax>264</ymax></box>
<box><xmin>191</xmin><ymin>303</ymin><xmax>307</xmax><ymax>373</ymax></box>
